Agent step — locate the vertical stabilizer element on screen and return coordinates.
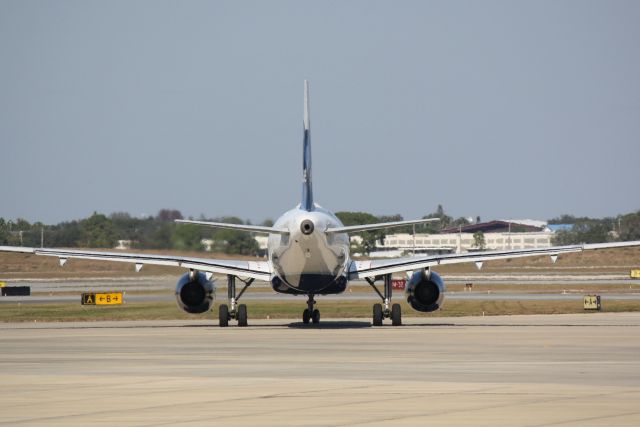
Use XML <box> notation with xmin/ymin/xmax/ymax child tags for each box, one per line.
<box><xmin>301</xmin><ymin>80</ymin><xmax>314</xmax><ymax>211</ymax></box>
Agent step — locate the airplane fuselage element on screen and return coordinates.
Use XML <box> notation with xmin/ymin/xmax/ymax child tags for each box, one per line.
<box><xmin>268</xmin><ymin>206</ymin><xmax>350</xmax><ymax>295</ymax></box>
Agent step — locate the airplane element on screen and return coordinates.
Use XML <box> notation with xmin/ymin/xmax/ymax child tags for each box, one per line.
<box><xmin>2</xmin><ymin>80</ymin><xmax>640</xmax><ymax>327</ymax></box>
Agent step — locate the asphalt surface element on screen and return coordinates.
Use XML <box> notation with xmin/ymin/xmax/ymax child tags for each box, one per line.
<box><xmin>1</xmin><ymin>314</ymin><xmax>639</xmax><ymax>426</ymax></box>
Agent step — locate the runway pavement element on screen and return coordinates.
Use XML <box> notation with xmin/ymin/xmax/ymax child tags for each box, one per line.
<box><xmin>1</xmin><ymin>313</ymin><xmax>640</xmax><ymax>426</ymax></box>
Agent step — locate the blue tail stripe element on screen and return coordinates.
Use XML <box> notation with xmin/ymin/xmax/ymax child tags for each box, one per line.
<box><xmin>301</xmin><ymin>81</ymin><xmax>314</xmax><ymax>211</ymax></box>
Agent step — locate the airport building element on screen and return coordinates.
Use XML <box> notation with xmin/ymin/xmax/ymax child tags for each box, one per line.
<box><xmin>369</xmin><ymin>220</ymin><xmax>555</xmax><ymax>257</ymax></box>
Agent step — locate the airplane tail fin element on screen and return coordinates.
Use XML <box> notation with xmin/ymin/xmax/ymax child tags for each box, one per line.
<box><xmin>301</xmin><ymin>80</ymin><xmax>314</xmax><ymax>211</ymax></box>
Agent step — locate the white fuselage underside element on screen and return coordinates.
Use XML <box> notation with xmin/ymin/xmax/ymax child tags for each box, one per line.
<box><xmin>268</xmin><ymin>206</ymin><xmax>350</xmax><ymax>293</ymax></box>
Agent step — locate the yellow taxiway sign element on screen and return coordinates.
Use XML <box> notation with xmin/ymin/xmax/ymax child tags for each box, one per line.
<box><xmin>81</xmin><ymin>292</ymin><xmax>123</xmax><ymax>305</ymax></box>
<box><xmin>583</xmin><ymin>295</ymin><xmax>601</xmax><ymax>311</ymax></box>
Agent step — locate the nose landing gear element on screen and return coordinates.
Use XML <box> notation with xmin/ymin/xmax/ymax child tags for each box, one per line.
<box><xmin>302</xmin><ymin>294</ymin><xmax>320</xmax><ymax>324</ymax></box>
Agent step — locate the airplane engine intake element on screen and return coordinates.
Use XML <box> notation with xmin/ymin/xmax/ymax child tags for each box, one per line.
<box><xmin>175</xmin><ymin>271</ymin><xmax>215</xmax><ymax>314</ymax></box>
<box><xmin>405</xmin><ymin>269</ymin><xmax>445</xmax><ymax>312</ymax></box>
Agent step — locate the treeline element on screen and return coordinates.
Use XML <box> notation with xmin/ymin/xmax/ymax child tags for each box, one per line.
<box><xmin>0</xmin><ymin>205</ymin><xmax>470</xmax><ymax>256</ymax></box>
<box><xmin>2</xmin><ymin>206</ymin><xmax>639</xmax><ymax>255</ymax></box>
<box><xmin>0</xmin><ymin>209</ymin><xmax>260</xmax><ymax>255</ymax></box>
<box><xmin>549</xmin><ymin>212</ymin><xmax>640</xmax><ymax>245</ymax></box>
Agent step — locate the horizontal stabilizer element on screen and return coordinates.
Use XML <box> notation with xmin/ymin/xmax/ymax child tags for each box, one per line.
<box><xmin>326</xmin><ymin>218</ymin><xmax>440</xmax><ymax>234</ymax></box>
<box><xmin>175</xmin><ymin>219</ymin><xmax>289</xmax><ymax>235</ymax></box>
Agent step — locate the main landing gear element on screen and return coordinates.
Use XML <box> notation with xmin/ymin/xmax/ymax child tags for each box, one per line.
<box><xmin>366</xmin><ymin>274</ymin><xmax>401</xmax><ymax>327</ymax></box>
<box><xmin>218</xmin><ymin>274</ymin><xmax>254</xmax><ymax>327</ymax></box>
<box><xmin>302</xmin><ymin>294</ymin><xmax>320</xmax><ymax>324</ymax></box>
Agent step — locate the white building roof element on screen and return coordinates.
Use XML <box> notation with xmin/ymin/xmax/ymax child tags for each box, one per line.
<box><xmin>499</xmin><ymin>219</ymin><xmax>548</xmax><ymax>228</ymax></box>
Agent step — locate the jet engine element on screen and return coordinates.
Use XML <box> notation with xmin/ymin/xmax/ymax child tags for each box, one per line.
<box><xmin>175</xmin><ymin>271</ymin><xmax>215</xmax><ymax>314</ymax></box>
<box><xmin>405</xmin><ymin>269</ymin><xmax>445</xmax><ymax>312</ymax></box>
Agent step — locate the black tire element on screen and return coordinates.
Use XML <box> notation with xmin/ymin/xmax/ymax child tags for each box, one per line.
<box><xmin>237</xmin><ymin>304</ymin><xmax>248</xmax><ymax>327</ymax></box>
<box><xmin>219</xmin><ymin>304</ymin><xmax>229</xmax><ymax>327</ymax></box>
<box><xmin>391</xmin><ymin>303</ymin><xmax>402</xmax><ymax>326</ymax></box>
<box><xmin>373</xmin><ymin>303</ymin><xmax>383</xmax><ymax>326</ymax></box>
<box><xmin>312</xmin><ymin>309</ymin><xmax>320</xmax><ymax>324</ymax></box>
<box><xmin>303</xmin><ymin>308</ymin><xmax>311</xmax><ymax>324</ymax></box>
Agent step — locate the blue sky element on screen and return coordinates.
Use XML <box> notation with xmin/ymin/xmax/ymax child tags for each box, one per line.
<box><xmin>1</xmin><ymin>1</ymin><xmax>639</xmax><ymax>224</ymax></box>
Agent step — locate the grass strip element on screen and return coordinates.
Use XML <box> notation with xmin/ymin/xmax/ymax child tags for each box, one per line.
<box><xmin>2</xmin><ymin>299</ymin><xmax>640</xmax><ymax>323</ymax></box>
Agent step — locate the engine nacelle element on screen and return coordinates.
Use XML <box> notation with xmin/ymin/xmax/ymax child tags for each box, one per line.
<box><xmin>405</xmin><ymin>269</ymin><xmax>445</xmax><ymax>312</ymax></box>
<box><xmin>175</xmin><ymin>271</ymin><xmax>215</xmax><ymax>314</ymax></box>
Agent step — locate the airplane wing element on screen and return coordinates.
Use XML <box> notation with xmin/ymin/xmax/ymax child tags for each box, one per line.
<box><xmin>0</xmin><ymin>246</ymin><xmax>272</xmax><ymax>281</ymax></box>
<box><xmin>348</xmin><ymin>240</ymin><xmax>640</xmax><ymax>279</ymax></box>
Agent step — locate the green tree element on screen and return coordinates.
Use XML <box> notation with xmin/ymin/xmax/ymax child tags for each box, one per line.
<box><xmin>552</xmin><ymin>229</ymin><xmax>577</xmax><ymax>245</ymax></box>
<box><xmin>213</xmin><ymin>229</ymin><xmax>259</xmax><ymax>255</ymax></box>
<box><xmin>80</xmin><ymin>213</ymin><xmax>117</xmax><ymax>248</ymax></box>
<box><xmin>146</xmin><ymin>222</ymin><xmax>175</xmax><ymax>249</ymax></box>
<box><xmin>418</xmin><ymin>204</ymin><xmax>453</xmax><ymax>232</ymax></box>
<box><xmin>23</xmin><ymin>221</ymin><xmax>45</xmax><ymax>247</ymax></box>
<box><xmin>473</xmin><ymin>231</ymin><xmax>486</xmax><ymax>250</ymax></box>
<box><xmin>0</xmin><ymin>218</ymin><xmax>8</xmax><ymax>245</ymax></box>
<box><xmin>171</xmin><ymin>223</ymin><xmax>203</xmax><ymax>251</ymax></box>
<box><xmin>551</xmin><ymin>218</ymin><xmax>614</xmax><ymax>245</ymax></box>
<box><xmin>110</xmin><ymin>212</ymin><xmax>142</xmax><ymax>243</ymax></box>
<box><xmin>548</xmin><ymin>214</ymin><xmax>590</xmax><ymax>225</ymax></box>
<box><xmin>619</xmin><ymin>211</ymin><xmax>640</xmax><ymax>241</ymax></box>
<box><xmin>451</xmin><ymin>216</ymin><xmax>471</xmax><ymax>228</ymax></box>
<box><xmin>156</xmin><ymin>209</ymin><xmax>183</xmax><ymax>222</ymax></box>
<box><xmin>48</xmin><ymin>220</ymin><xmax>83</xmax><ymax>247</ymax></box>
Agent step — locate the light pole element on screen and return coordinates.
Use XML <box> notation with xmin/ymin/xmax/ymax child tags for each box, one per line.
<box><xmin>412</xmin><ymin>224</ymin><xmax>416</xmax><ymax>256</ymax></box>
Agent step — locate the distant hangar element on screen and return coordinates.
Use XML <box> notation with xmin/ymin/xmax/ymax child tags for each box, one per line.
<box><xmin>372</xmin><ymin>219</ymin><xmax>556</xmax><ymax>257</ymax></box>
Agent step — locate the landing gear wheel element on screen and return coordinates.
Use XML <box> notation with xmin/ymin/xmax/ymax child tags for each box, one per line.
<box><xmin>219</xmin><ymin>304</ymin><xmax>229</xmax><ymax>327</ymax></box>
<box><xmin>303</xmin><ymin>309</ymin><xmax>311</xmax><ymax>324</ymax></box>
<box><xmin>373</xmin><ymin>303</ymin><xmax>383</xmax><ymax>326</ymax></box>
<box><xmin>391</xmin><ymin>303</ymin><xmax>402</xmax><ymax>326</ymax></box>
<box><xmin>312</xmin><ymin>309</ymin><xmax>320</xmax><ymax>324</ymax></box>
<box><xmin>237</xmin><ymin>304</ymin><xmax>248</xmax><ymax>327</ymax></box>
